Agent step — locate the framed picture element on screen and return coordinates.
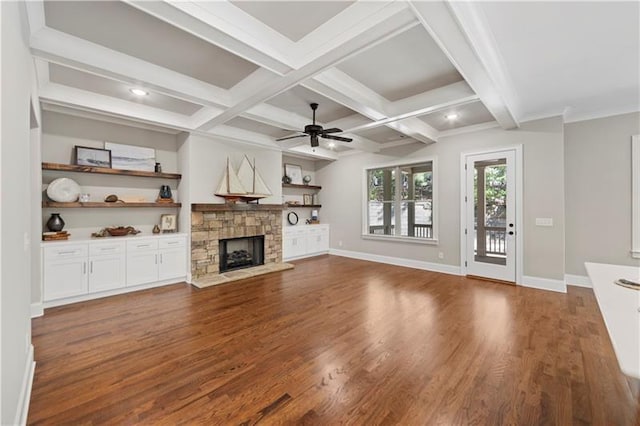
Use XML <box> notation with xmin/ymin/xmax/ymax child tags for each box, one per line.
<box><xmin>303</xmin><ymin>194</ymin><xmax>313</xmax><ymax>205</ymax></box>
<box><xmin>284</xmin><ymin>163</ymin><xmax>303</xmax><ymax>185</ymax></box>
<box><xmin>160</xmin><ymin>214</ymin><xmax>177</xmax><ymax>233</ymax></box>
<box><xmin>104</xmin><ymin>142</ymin><xmax>156</xmax><ymax>172</ymax></box>
<box><xmin>74</xmin><ymin>145</ymin><xmax>112</xmax><ymax>168</ymax></box>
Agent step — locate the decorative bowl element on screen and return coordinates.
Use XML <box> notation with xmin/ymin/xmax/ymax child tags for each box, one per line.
<box><xmin>106</xmin><ymin>226</ymin><xmax>139</xmax><ymax>237</ymax></box>
<box><xmin>46</xmin><ymin>178</ymin><xmax>81</xmax><ymax>202</ymax></box>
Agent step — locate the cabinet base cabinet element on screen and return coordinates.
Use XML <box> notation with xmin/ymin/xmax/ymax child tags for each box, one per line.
<box><xmin>283</xmin><ymin>225</ymin><xmax>330</xmax><ymax>260</ymax></box>
<box><xmin>42</xmin><ymin>234</ymin><xmax>187</xmax><ymax>307</ymax></box>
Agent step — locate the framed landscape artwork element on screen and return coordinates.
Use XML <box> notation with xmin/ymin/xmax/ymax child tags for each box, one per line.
<box><xmin>105</xmin><ymin>142</ymin><xmax>156</xmax><ymax>172</ymax></box>
<box><xmin>74</xmin><ymin>145</ymin><xmax>112</xmax><ymax>168</ymax></box>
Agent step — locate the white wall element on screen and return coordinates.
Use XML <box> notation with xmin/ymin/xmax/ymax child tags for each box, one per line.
<box><xmin>565</xmin><ymin>112</ymin><xmax>640</xmax><ymax>275</ymax></box>
<box><xmin>317</xmin><ymin>117</ymin><xmax>566</xmax><ymax>281</ymax></box>
<box><xmin>1</xmin><ymin>1</ymin><xmax>36</xmax><ymax>423</ymax></box>
<box><xmin>41</xmin><ymin>111</ymin><xmax>181</xmax><ymax>235</ymax></box>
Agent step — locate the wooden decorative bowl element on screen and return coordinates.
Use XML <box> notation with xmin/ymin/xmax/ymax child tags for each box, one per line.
<box><xmin>106</xmin><ymin>227</ymin><xmax>133</xmax><ymax>237</ymax></box>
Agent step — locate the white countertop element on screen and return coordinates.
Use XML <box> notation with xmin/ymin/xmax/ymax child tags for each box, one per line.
<box><xmin>41</xmin><ymin>232</ymin><xmax>188</xmax><ymax>247</ymax></box>
<box><xmin>585</xmin><ymin>262</ymin><xmax>640</xmax><ymax>379</ymax></box>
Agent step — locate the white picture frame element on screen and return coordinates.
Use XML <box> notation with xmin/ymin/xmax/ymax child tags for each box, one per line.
<box><xmin>284</xmin><ymin>164</ymin><xmax>303</xmax><ymax>185</ymax></box>
<box><xmin>105</xmin><ymin>142</ymin><xmax>156</xmax><ymax>172</ymax></box>
<box><xmin>161</xmin><ymin>214</ymin><xmax>177</xmax><ymax>233</ymax></box>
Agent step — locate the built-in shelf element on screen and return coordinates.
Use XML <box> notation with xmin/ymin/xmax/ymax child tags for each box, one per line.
<box><xmin>43</xmin><ymin>202</ymin><xmax>182</xmax><ymax>208</ymax></box>
<box><xmin>282</xmin><ymin>183</ymin><xmax>322</xmax><ymax>190</ymax></box>
<box><xmin>285</xmin><ymin>204</ymin><xmax>322</xmax><ymax>208</ymax></box>
<box><xmin>42</xmin><ymin>162</ymin><xmax>182</xmax><ymax>180</ymax></box>
<box><xmin>192</xmin><ymin>203</ymin><xmax>283</xmax><ymax>212</ymax></box>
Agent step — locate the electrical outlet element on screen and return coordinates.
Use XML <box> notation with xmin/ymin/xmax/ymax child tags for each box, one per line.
<box><xmin>338</xmin><ymin>240</ymin><xmax>343</xmax><ymax>247</ymax></box>
<box><xmin>438</xmin><ymin>252</ymin><xmax>444</xmax><ymax>259</ymax></box>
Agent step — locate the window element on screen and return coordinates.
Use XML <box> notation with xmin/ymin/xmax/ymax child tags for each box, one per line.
<box><xmin>364</xmin><ymin>159</ymin><xmax>437</xmax><ymax>242</ymax></box>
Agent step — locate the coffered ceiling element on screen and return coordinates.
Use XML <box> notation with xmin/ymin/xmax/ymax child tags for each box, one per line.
<box><xmin>26</xmin><ymin>1</ymin><xmax>639</xmax><ymax>160</ymax></box>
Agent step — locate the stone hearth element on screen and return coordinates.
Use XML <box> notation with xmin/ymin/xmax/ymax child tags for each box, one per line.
<box><xmin>190</xmin><ymin>204</ymin><xmax>283</xmax><ymax>280</ymax></box>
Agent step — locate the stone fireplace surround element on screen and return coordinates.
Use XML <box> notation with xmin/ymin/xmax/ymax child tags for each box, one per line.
<box><xmin>190</xmin><ymin>204</ymin><xmax>284</xmax><ymax>283</ymax></box>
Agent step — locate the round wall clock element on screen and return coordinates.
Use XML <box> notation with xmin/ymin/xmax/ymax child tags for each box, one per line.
<box><xmin>287</xmin><ymin>211</ymin><xmax>299</xmax><ymax>225</ymax></box>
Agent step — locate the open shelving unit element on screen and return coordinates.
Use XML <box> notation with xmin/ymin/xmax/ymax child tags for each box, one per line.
<box><xmin>42</xmin><ymin>162</ymin><xmax>181</xmax><ymax>180</ymax></box>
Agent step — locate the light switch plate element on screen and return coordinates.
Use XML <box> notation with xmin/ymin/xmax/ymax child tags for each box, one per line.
<box><xmin>535</xmin><ymin>218</ymin><xmax>553</xmax><ymax>227</ymax></box>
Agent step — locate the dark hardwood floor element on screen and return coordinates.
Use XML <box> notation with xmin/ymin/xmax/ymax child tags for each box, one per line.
<box><xmin>29</xmin><ymin>255</ymin><xmax>639</xmax><ymax>425</ymax></box>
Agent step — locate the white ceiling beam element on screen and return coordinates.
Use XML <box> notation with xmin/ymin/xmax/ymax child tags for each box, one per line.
<box><xmin>286</xmin><ymin>145</ymin><xmax>339</xmax><ymax>161</ymax></box>
<box><xmin>387</xmin><ymin>81</ymin><xmax>477</xmax><ymax>116</ymax></box>
<box><xmin>408</xmin><ymin>1</ymin><xmax>518</xmax><ymax>129</ymax></box>
<box><xmin>30</xmin><ymin>27</ymin><xmax>231</xmax><ymax>109</ymax></box>
<box><xmin>204</xmin><ymin>125</ymin><xmax>281</xmax><ymax>150</ymax></box>
<box><xmin>125</xmin><ymin>0</ymin><xmax>294</xmax><ymax>75</ymax></box>
<box><xmin>24</xmin><ymin>0</ymin><xmax>46</xmax><ymax>36</ymax></box>
<box><xmin>195</xmin><ymin>4</ymin><xmax>417</xmax><ymax>131</ymax></box>
<box><xmin>40</xmin><ymin>83</ymin><xmax>193</xmax><ymax>130</ymax></box>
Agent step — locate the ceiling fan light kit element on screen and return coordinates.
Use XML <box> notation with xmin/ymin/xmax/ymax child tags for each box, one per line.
<box><xmin>276</xmin><ymin>103</ymin><xmax>353</xmax><ymax>148</ymax></box>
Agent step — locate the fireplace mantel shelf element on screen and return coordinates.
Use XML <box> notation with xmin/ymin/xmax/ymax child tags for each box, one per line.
<box><xmin>192</xmin><ymin>203</ymin><xmax>283</xmax><ymax>212</ymax></box>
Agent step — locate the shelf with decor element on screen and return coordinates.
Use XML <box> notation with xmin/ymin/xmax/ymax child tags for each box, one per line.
<box><xmin>42</xmin><ymin>162</ymin><xmax>181</xmax><ymax>179</ymax></box>
<box><xmin>282</xmin><ymin>183</ymin><xmax>322</xmax><ymax>190</ymax></box>
<box><xmin>284</xmin><ymin>203</ymin><xmax>322</xmax><ymax>209</ymax></box>
<box><xmin>43</xmin><ymin>201</ymin><xmax>182</xmax><ymax>208</ymax></box>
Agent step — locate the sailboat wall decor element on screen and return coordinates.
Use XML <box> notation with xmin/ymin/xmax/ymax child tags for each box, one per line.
<box><xmin>215</xmin><ymin>156</ymin><xmax>273</xmax><ymax>203</ymax></box>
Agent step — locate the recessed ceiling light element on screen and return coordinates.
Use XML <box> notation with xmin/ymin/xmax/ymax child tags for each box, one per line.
<box><xmin>328</xmin><ymin>142</ymin><xmax>336</xmax><ymax>148</ymax></box>
<box><xmin>130</xmin><ymin>88</ymin><xmax>148</xmax><ymax>96</ymax></box>
<box><xmin>445</xmin><ymin>113</ymin><xmax>458</xmax><ymax>120</ymax></box>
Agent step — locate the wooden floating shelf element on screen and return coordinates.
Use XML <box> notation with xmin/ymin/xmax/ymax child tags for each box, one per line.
<box><xmin>192</xmin><ymin>203</ymin><xmax>284</xmax><ymax>212</ymax></box>
<box><xmin>285</xmin><ymin>204</ymin><xmax>322</xmax><ymax>208</ymax></box>
<box><xmin>42</xmin><ymin>162</ymin><xmax>182</xmax><ymax>180</ymax></box>
<box><xmin>282</xmin><ymin>183</ymin><xmax>322</xmax><ymax>190</ymax></box>
<box><xmin>43</xmin><ymin>202</ymin><xmax>182</xmax><ymax>208</ymax></box>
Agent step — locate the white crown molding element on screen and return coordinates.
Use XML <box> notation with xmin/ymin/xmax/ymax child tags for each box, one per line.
<box><xmin>409</xmin><ymin>1</ymin><xmax>518</xmax><ymax>130</ymax></box>
<box><xmin>563</xmin><ymin>104</ymin><xmax>640</xmax><ymax>124</ymax></box>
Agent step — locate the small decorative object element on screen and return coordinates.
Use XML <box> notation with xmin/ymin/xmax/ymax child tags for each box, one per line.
<box><xmin>312</xmin><ymin>193</ymin><xmax>320</xmax><ymax>205</ymax></box>
<box><xmin>105</xmin><ymin>142</ymin><xmax>156</xmax><ymax>171</ymax></box>
<box><xmin>284</xmin><ymin>164</ymin><xmax>303</xmax><ymax>185</ymax></box>
<box><xmin>152</xmin><ymin>224</ymin><xmax>161</xmax><ymax>234</ymax></box>
<box><xmin>287</xmin><ymin>211</ymin><xmax>299</xmax><ymax>225</ymax></box>
<box><xmin>46</xmin><ymin>213</ymin><xmax>65</xmax><ymax>232</ymax></box>
<box><xmin>159</xmin><ymin>185</ymin><xmax>172</xmax><ymax>199</ymax></box>
<box><xmin>303</xmin><ymin>194</ymin><xmax>313</xmax><ymax>205</ymax></box>
<box><xmin>160</xmin><ymin>214</ymin><xmax>177</xmax><ymax>233</ymax></box>
<box><xmin>303</xmin><ymin>175</ymin><xmax>312</xmax><ymax>185</ymax></box>
<box><xmin>106</xmin><ymin>226</ymin><xmax>140</xmax><ymax>237</ymax></box>
<box><xmin>79</xmin><ymin>193</ymin><xmax>90</xmax><ymax>202</ymax></box>
<box><xmin>282</xmin><ymin>175</ymin><xmax>292</xmax><ymax>184</ymax></box>
<box><xmin>42</xmin><ymin>231</ymin><xmax>69</xmax><ymax>241</ymax></box>
<box><xmin>46</xmin><ymin>178</ymin><xmax>80</xmax><ymax>202</ymax></box>
<box><xmin>311</xmin><ymin>209</ymin><xmax>319</xmax><ymax>221</ymax></box>
<box><xmin>155</xmin><ymin>162</ymin><xmax>162</xmax><ymax>173</ymax></box>
<box><xmin>104</xmin><ymin>194</ymin><xmax>119</xmax><ymax>203</ymax></box>
<box><xmin>91</xmin><ymin>228</ymin><xmax>108</xmax><ymax>238</ymax></box>
<box><xmin>286</xmin><ymin>200</ymin><xmax>301</xmax><ymax>206</ymax></box>
<box><xmin>74</xmin><ymin>145</ymin><xmax>112</xmax><ymax>168</ymax></box>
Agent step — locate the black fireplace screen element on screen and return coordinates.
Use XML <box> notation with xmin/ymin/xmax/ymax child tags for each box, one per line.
<box><xmin>219</xmin><ymin>235</ymin><xmax>265</xmax><ymax>273</ymax></box>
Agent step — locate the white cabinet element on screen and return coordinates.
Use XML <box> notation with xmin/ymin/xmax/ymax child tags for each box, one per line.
<box><xmin>126</xmin><ymin>235</ymin><xmax>187</xmax><ymax>285</ymax></box>
<box><xmin>43</xmin><ymin>234</ymin><xmax>187</xmax><ymax>306</ymax></box>
<box><xmin>283</xmin><ymin>225</ymin><xmax>330</xmax><ymax>260</ymax></box>
<box><xmin>43</xmin><ymin>244</ymin><xmax>88</xmax><ymax>301</ymax></box>
<box><xmin>89</xmin><ymin>241</ymin><xmax>125</xmax><ymax>292</ymax></box>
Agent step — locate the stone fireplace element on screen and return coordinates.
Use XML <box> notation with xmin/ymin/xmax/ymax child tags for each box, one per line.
<box><xmin>219</xmin><ymin>235</ymin><xmax>265</xmax><ymax>273</ymax></box>
<box><xmin>190</xmin><ymin>204</ymin><xmax>283</xmax><ymax>281</ymax></box>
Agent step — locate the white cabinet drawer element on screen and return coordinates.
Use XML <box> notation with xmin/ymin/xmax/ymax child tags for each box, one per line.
<box><xmin>126</xmin><ymin>239</ymin><xmax>159</xmax><ymax>252</ymax></box>
<box><xmin>44</xmin><ymin>244</ymin><xmax>88</xmax><ymax>261</ymax></box>
<box><xmin>90</xmin><ymin>241</ymin><xmax>125</xmax><ymax>256</ymax></box>
<box><xmin>159</xmin><ymin>237</ymin><xmax>185</xmax><ymax>249</ymax></box>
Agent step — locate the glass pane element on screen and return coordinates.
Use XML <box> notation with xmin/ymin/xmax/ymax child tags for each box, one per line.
<box><xmin>368</xmin><ymin>168</ymin><xmax>394</xmax><ymax>201</ymax></box>
<box><xmin>474</xmin><ymin>159</ymin><xmax>507</xmax><ymax>265</ymax></box>
<box><xmin>368</xmin><ymin>201</ymin><xmax>395</xmax><ymax>235</ymax></box>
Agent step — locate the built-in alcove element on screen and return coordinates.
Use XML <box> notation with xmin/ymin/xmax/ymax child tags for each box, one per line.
<box><xmin>219</xmin><ymin>235</ymin><xmax>264</xmax><ymax>273</ymax></box>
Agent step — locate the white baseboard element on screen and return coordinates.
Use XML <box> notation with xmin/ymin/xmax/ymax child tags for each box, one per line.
<box><xmin>565</xmin><ymin>273</ymin><xmax>592</xmax><ymax>288</ymax></box>
<box><xmin>522</xmin><ymin>275</ymin><xmax>567</xmax><ymax>293</ymax></box>
<box><xmin>329</xmin><ymin>248</ymin><xmax>462</xmax><ymax>276</ymax></box>
<box><xmin>15</xmin><ymin>344</ymin><xmax>35</xmax><ymax>426</ymax></box>
<box><xmin>31</xmin><ymin>303</ymin><xmax>43</xmax><ymax>318</ymax></box>
<box><xmin>284</xmin><ymin>251</ymin><xmax>329</xmax><ymax>262</ymax></box>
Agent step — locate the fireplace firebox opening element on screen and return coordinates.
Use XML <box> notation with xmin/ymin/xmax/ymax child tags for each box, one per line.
<box><xmin>219</xmin><ymin>235</ymin><xmax>265</xmax><ymax>273</ymax></box>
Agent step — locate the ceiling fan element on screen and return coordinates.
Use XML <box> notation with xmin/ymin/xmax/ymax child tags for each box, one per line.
<box><xmin>276</xmin><ymin>103</ymin><xmax>353</xmax><ymax>147</ymax></box>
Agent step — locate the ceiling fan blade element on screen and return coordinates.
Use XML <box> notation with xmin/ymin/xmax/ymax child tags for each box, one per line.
<box><xmin>275</xmin><ymin>134</ymin><xmax>307</xmax><ymax>141</ymax></box>
<box><xmin>322</xmin><ymin>134</ymin><xmax>353</xmax><ymax>143</ymax></box>
<box><xmin>310</xmin><ymin>134</ymin><xmax>319</xmax><ymax>147</ymax></box>
<box><xmin>322</xmin><ymin>128</ymin><xmax>343</xmax><ymax>134</ymax></box>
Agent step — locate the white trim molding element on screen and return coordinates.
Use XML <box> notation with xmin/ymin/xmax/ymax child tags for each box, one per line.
<box><xmin>521</xmin><ymin>275</ymin><xmax>567</xmax><ymax>293</ymax></box>
<box><xmin>329</xmin><ymin>248</ymin><xmax>462</xmax><ymax>276</ymax></box>
<box><xmin>564</xmin><ymin>274</ymin><xmax>592</xmax><ymax>288</ymax></box>
<box><xmin>15</xmin><ymin>345</ymin><xmax>36</xmax><ymax>426</ymax></box>
<box><xmin>632</xmin><ymin>135</ymin><xmax>640</xmax><ymax>258</ymax></box>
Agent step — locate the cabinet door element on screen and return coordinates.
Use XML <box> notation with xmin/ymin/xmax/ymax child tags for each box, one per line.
<box><xmin>158</xmin><ymin>248</ymin><xmax>186</xmax><ymax>280</ymax></box>
<box><xmin>44</xmin><ymin>258</ymin><xmax>88</xmax><ymax>301</ymax></box>
<box><xmin>318</xmin><ymin>227</ymin><xmax>330</xmax><ymax>252</ymax></box>
<box><xmin>89</xmin><ymin>254</ymin><xmax>126</xmax><ymax>292</ymax></box>
<box><xmin>307</xmin><ymin>228</ymin><xmax>321</xmax><ymax>253</ymax></box>
<box><xmin>126</xmin><ymin>251</ymin><xmax>158</xmax><ymax>286</ymax></box>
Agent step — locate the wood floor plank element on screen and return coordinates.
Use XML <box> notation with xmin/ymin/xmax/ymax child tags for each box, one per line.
<box><xmin>28</xmin><ymin>255</ymin><xmax>639</xmax><ymax>424</ymax></box>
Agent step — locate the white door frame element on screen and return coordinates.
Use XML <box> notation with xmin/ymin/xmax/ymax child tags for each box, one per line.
<box><xmin>460</xmin><ymin>145</ymin><xmax>523</xmax><ymax>284</ymax></box>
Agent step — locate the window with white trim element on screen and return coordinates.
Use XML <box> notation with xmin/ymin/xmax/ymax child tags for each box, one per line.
<box><xmin>364</xmin><ymin>159</ymin><xmax>437</xmax><ymax>242</ymax></box>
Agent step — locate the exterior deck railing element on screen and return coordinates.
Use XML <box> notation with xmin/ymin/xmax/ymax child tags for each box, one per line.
<box><xmin>369</xmin><ymin>224</ymin><xmax>433</xmax><ymax>239</ymax></box>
